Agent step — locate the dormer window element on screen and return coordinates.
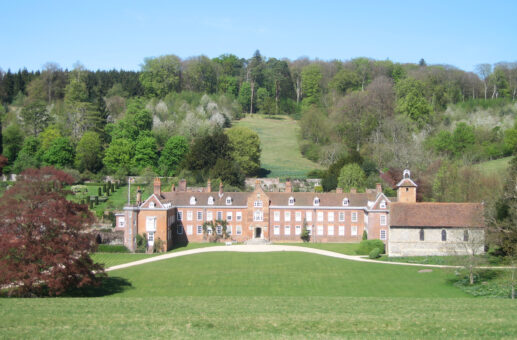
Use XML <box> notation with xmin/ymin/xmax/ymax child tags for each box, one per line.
<box><xmin>149</xmin><ymin>202</ymin><xmax>155</xmax><ymax>208</ymax></box>
<box><xmin>313</xmin><ymin>197</ymin><xmax>320</xmax><ymax>206</ymax></box>
<box><xmin>288</xmin><ymin>197</ymin><xmax>295</xmax><ymax>206</ymax></box>
<box><xmin>380</xmin><ymin>200</ymin><xmax>386</xmax><ymax>209</ymax></box>
<box><xmin>254</xmin><ymin>200</ymin><xmax>263</xmax><ymax>208</ymax></box>
<box><xmin>226</xmin><ymin>197</ymin><xmax>232</xmax><ymax>205</ymax></box>
<box><xmin>343</xmin><ymin>198</ymin><xmax>349</xmax><ymax>206</ymax></box>
<box><xmin>190</xmin><ymin>196</ymin><xmax>196</xmax><ymax>205</ymax></box>
<box><xmin>208</xmin><ymin>196</ymin><xmax>214</xmax><ymax>205</ymax></box>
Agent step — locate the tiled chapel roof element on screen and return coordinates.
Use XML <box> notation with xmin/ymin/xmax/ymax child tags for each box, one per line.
<box><xmin>390</xmin><ymin>203</ymin><xmax>484</xmax><ymax>228</ymax></box>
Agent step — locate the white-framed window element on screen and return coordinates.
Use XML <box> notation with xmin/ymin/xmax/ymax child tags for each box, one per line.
<box><xmin>208</xmin><ymin>196</ymin><xmax>214</xmax><ymax>205</ymax></box>
<box><xmin>146</xmin><ymin>216</ymin><xmax>157</xmax><ymax>232</ymax></box>
<box><xmin>274</xmin><ymin>225</ymin><xmax>280</xmax><ymax>235</ymax></box>
<box><xmin>285</xmin><ymin>226</ymin><xmax>291</xmax><ymax>235</ymax></box>
<box><xmin>150</xmin><ymin>201</ymin><xmax>157</xmax><ymax>208</ymax></box>
<box><xmin>226</xmin><ymin>225</ymin><xmax>232</xmax><ymax>235</ymax></box>
<box><xmin>339</xmin><ymin>212</ymin><xmax>345</xmax><ymax>222</ymax></box>
<box><xmin>177</xmin><ymin>211</ymin><xmax>183</xmax><ymax>221</ymax></box>
<box><xmin>197</xmin><ymin>211</ymin><xmax>203</xmax><ymax>221</ymax></box>
<box><xmin>380</xmin><ymin>229</ymin><xmax>387</xmax><ymax>240</ymax></box>
<box><xmin>317</xmin><ymin>225</ymin><xmax>324</xmax><ymax>235</ymax></box>
<box><xmin>190</xmin><ymin>196</ymin><xmax>196</xmax><ymax>205</ymax></box>
<box><xmin>380</xmin><ymin>214</ymin><xmax>387</xmax><ymax>226</ymax></box>
<box><xmin>307</xmin><ymin>226</ymin><xmax>312</xmax><ymax>235</ymax></box>
<box><xmin>187</xmin><ymin>211</ymin><xmax>193</xmax><ymax>221</ymax></box>
<box><xmin>148</xmin><ymin>232</ymin><xmax>154</xmax><ymax>243</ymax></box>
<box><xmin>187</xmin><ymin>225</ymin><xmax>193</xmax><ymax>235</ymax></box>
<box><xmin>217</xmin><ymin>211</ymin><xmax>223</xmax><ymax>220</ymax></box>
<box><xmin>351</xmin><ymin>212</ymin><xmax>358</xmax><ymax>222</ymax></box>
<box><xmin>118</xmin><ymin>217</ymin><xmax>125</xmax><ymax>227</ymax></box>
<box><xmin>236</xmin><ymin>212</ymin><xmax>242</xmax><ymax>221</ymax></box>
<box><xmin>254</xmin><ymin>200</ymin><xmax>263</xmax><ymax>208</ymax></box>
<box><xmin>207</xmin><ymin>226</ymin><xmax>213</xmax><ymax>235</ymax></box>
<box><xmin>317</xmin><ymin>212</ymin><xmax>324</xmax><ymax>222</ymax></box>
<box><xmin>254</xmin><ymin>210</ymin><xmax>263</xmax><ymax>221</ymax></box>
<box><xmin>168</xmin><ymin>227</ymin><xmax>171</xmax><ymax>240</ymax></box>
<box><xmin>216</xmin><ymin>226</ymin><xmax>222</xmax><ymax>235</ymax></box>
<box><xmin>288</xmin><ymin>197</ymin><xmax>295</xmax><ymax>206</ymax></box>
<box><xmin>343</xmin><ymin>198</ymin><xmax>349</xmax><ymax>206</ymax></box>
<box><xmin>207</xmin><ymin>211</ymin><xmax>213</xmax><ymax>221</ymax></box>
<box><xmin>351</xmin><ymin>226</ymin><xmax>358</xmax><ymax>236</ymax></box>
<box><xmin>177</xmin><ymin>225</ymin><xmax>184</xmax><ymax>234</ymax></box>
<box><xmin>227</xmin><ymin>212</ymin><xmax>232</xmax><ymax>221</ymax></box>
<box><xmin>313</xmin><ymin>197</ymin><xmax>320</xmax><ymax>206</ymax></box>
<box><xmin>295</xmin><ymin>211</ymin><xmax>302</xmax><ymax>222</ymax></box>
<box><xmin>197</xmin><ymin>226</ymin><xmax>203</xmax><ymax>235</ymax></box>
<box><xmin>226</xmin><ymin>197</ymin><xmax>232</xmax><ymax>205</ymax></box>
<box><xmin>274</xmin><ymin>211</ymin><xmax>280</xmax><ymax>222</ymax></box>
<box><xmin>295</xmin><ymin>225</ymin><xmax>301</xmax><ymax>235</ymax></box>
<box><xmin>328</xmin><ymin>212</ymin><xmax>334</xmax><ymax>222</ymax></box>
<box><xmin>380</xmin><ymin>200</ymin><xmax>386</xmax><ymax>209</ymax></box>
<box><xmin>284</xmin><ymin>211</ymin><xmax>291</xmax><ymax>222</ymax></box>
<box><xmin>306</xmin><ymin>211</ymin><xmax>312</xmax><ymax>222</ymax></box>
<box><xmin>339</xmin><ymin>226</ymin><xmax>345</xmax><ymax>236</ymax></box>
<box><xmin>328</xmin><ymin>225</ymin><xmax>334</xmax><ymax>236</ymax></box>
<box><xmin>236</xmin><ymin>225</ymin><xmax>242</xmax><ymax>235</ymax></box>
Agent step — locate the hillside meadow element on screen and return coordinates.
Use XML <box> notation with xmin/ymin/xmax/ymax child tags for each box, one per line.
<box><xmin>2</xmin><ymin>251</ymin><xmax>517</xmax><ymax>338</ymax></box>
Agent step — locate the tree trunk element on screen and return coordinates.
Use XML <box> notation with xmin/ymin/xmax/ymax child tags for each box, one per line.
<box><xmin>484</xmin><ymin>83</ymin><xmax>487</xmax><ymax>100</ymax></box>
<box><xmin>275</xmin><ymin>81</ymin><xmax>279</xmax><ymax>114</ymax></box>
<box><xmin>250</xmin><ymin>81</ymin><xmax>254</xmax><ymax>114</ymax></box>
<box><xmin>469</xmin><ymin>265</ymin><xmax>474</xmax><ymax>285</ymax></box>
<box><xmin>296</xmin><ymin>77</ymin><xmax>302</xmax><ymax>104</ymax></box>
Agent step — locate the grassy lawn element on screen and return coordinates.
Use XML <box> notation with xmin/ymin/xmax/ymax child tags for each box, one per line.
<box><xmin>234</xmin><ymin>115</ymin><xmax>322</xmax><ymax>178</ymax></box>
<box><xmin>92</xmin><ymin>243</ymin><xmax>222</xmax><ymax>267</ymax></box>
<box><xmin>275</xmin><ymin>242</ymin><xmax>360</xmax><ymax>255</ymax></box>
<box><xmin>2</xmin><ymin>252</ymin><xmax>517</xmax><ymax>338</ymax></box>
<box><xmin>2</xmin><ymin>296</ymin><xmax>516</xmax><ymax>339</ymax></box>
<box><xmin>378</xmin><ymin>254</ymin><xmax>504</xmax><ymax>266</ymax></box>
<box><xmin>474</xmin><ymin>156</ymin><xmax>511</xmax><ymax>175</ymax></box>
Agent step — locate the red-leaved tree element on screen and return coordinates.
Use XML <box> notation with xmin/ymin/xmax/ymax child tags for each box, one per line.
<box><xmin>0</xmin><ymin>167</ymin><xmax>104</xmax><ymax>296</ymax></box>
<box><xmin>0</xmin><ymin>155</ymin><xmax>7</xmax><ymax>175</ymax></box>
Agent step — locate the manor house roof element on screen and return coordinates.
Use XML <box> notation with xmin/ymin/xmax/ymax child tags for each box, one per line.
<box><xmin>390</xmin><ymin>203</ymin><xmax>484</xmax><ymax>228</ymax></box>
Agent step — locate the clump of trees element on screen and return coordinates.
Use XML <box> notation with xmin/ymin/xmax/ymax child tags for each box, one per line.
<box><xmin>0</xmin><ymin>167</ymin><xmax>103</xmax><ymax>296</ymax></box>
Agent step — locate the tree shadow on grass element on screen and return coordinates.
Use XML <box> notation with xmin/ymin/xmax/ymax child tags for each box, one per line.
<box><xmin>64</xmin><ymin>276</ymin><xmax>133</xmax><ymax>297</ymax></box>
<box><xmin>256</xmin><ymin>168</ymin><xmax>271</xmax><ymax>178</ymax></box>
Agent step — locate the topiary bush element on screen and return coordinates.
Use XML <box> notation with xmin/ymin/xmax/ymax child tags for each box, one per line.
<box><xmin>369</xmin><ymin>247</ymin><xmax>381</xmax><ymax>259</ymax></box>
<box><xmin>356</xmin><ymin>239</ymin><xmax>385</xmax><ymax>255</ymax></box>
<box><xmin>97</xmin><ymin>244</ymin><xmax>130</xmax><ymax>253</ymax></box>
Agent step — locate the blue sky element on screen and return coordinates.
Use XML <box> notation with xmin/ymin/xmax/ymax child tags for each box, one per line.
<box><xmin>1</xmin><ymin>0</ymin><xmax>516</xmax><ymax>72</ymax></box>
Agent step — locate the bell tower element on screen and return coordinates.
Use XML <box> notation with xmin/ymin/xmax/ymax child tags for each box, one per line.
<box><xmin>396</xmin><ymin>169</ymin><xmax>417</xmax><ymax>203</ymax></box>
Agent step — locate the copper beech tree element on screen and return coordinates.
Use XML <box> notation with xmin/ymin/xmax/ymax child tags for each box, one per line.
<box><xmin>0</xmin><ymin>167</ymin><xmax>103</xmax><ymax>296</ymax></box>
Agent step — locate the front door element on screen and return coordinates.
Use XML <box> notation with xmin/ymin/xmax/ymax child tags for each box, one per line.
<box><xmin>148</xmin><ymin>232</ymin><xmax>155</xmax><ymax>247</ymax></box>
<box><xmin>255</xmin><ymin>227</ymin><xmax>262</xmax><ymax>238</ymax></box>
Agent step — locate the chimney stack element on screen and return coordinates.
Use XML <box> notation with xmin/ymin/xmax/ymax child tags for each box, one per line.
<box><xmin>219</xmin><ymin>181</ymin><xmax>224</xmax><ymax>196</ymax></box>
<box><xmin>207</xmin><ymin>179</ymin><xmax>212</xmax><ymax>193</ymax></box>
<box><xmin>336</xmin><ymin>187</ymin><xmax>343</xmax><ymax>194</ymax></box>
<box><xmin>179</xmin><ymin>179</ymin><xmax>187</xmax><ymax>192</ymax></box>
<box><xmin>350</xmin><ymin>188</ymin><xmax>357</xmax><ymax>194</ymax></box>
<box><xmin>154</xmin><ymin>178</ymin><xmax>161</xmax><ymax>197</ymax></box>
<box><xmin>255</xmin><ymin>179</ymin><xmax>261</xmax><ymax>191</ymax></box>
<box><xmin>285</xmin><ymin>179</ymin><xmax>292</xmax><ymax>193</ymax></box>
<box><xmin>376</xmin><ymin>183</ymin><xmax>382</xmax><ymax>194</ymax></box>
<box><xmin>171</xmin><ymin>183</ymin><xmax>175</xmax><ymax>192</ymax></box>
<box><xmin>136</xmin><ymin>186</ymin><xmax>142</xmax><ymax>205</ymax></box>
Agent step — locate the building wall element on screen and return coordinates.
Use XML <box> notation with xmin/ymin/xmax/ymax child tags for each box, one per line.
<box><xmin>388</xmin><ymin>227</ymin><xmax>485</xmax><ymax>257</ymax></box>
<box><xmin>367</xmin><ymin>212</ymin><xmax>389</xmax><ymax>242</ymax></box>
<box><xmin>247</xmin><ymin>187</ymin><xmax>270</xmax><ymax>240</ymax></box>
<box><xmin>136</xmin><ymin>209</ymin><xmax>169</xmax><ymax>252</ymax></box>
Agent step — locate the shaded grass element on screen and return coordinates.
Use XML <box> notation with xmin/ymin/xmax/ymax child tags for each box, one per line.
<box><xmin>235</xmin><ymin>115</ymin><xmax>322</xmax><ymax>178</ymax></box>
<box><xmin>474</xmin><ymin>156</ymin><xmax>511</xmax><ymax>175</ymax></box>
<box><xmin>108</xmin><ymin>252</ymin><xmax>467</xmax><ymax>298</ymax></box>
<box><xmin>2</xmin><ymin>296</ymin><xmax>517</xmax><ymax>339</ymax></box>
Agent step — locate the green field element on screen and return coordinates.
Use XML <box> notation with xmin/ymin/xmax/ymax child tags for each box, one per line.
<box><xmin>276</xmin><ymin>242</ymin><xmax>360</xmax><ymax>255</ymax></box>
<box><xmin>474</xmin><ymin>156</ymin><xmax>511</xmax><ymax>175</ymax></box>
<box><xmin>234</xmin><ymin>115</ymin><xmax>322</xmax><ymax>178</ymax></box>
<box><xmin>2</xmin><ymin>251</ymin><xmax>517</xmax><ymax>338</ymax></box>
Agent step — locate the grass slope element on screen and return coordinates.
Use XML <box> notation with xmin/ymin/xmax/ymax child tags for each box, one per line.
<box><xmin>474</xmin><ymin>156</ymin><xmax>511</xmax><ymax>175</ymax></box>
<box><xmin>107</xmin><ymin>252</ymin><xmax>465</xmax><ymax>298</ymax></box>
<box><xmin>234</xmin><ymin>115</ymin><xmax>322</xmax><ymax>178</ymax></box>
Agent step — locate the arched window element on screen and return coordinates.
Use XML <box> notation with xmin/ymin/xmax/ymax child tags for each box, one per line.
<box><xmin>254</xmin><ymin>210</ymin><xmax>263</xmax><ymax>221</ymax></box>
<box><xmin>149</xmin><ymin>202</ymin><xmax>155</xmax><ymax>208</ymax></box>
<box><xmin>208</xmin><ymin>196</ymin><xmax>214</xmax><ymax>205</ymax></box>
<box><xmin>419</xmin><ymin>229</ymin><xmax>424</xmax><ymax>241</ymax></box>
<box><xmin>441</xmin><ymin>229</ymin><xmax>447</xmax><ymax>242</ymax></box>
<box><xmin>464</xmin><ymin>230</ymin><xmax>469</xmax><ymax>242</ymax></box>
<box><xmin>288</xmin><ymin>196</ymin><xmax>295</xmax><ymax>206</ymax></box>
<box><xmin>313</xmin><ymin>197</ymin><xmax>320</xmax><ymax>206</ymax></box>
<box><xmin>190</xmin><ymin>196</ymin><xmax>196</xmax><ymax>205</ymax></box>
<box><xmin>343</xmin><ymin>198</ymin><xmax>349</xmax><ymax>206</ymax></box>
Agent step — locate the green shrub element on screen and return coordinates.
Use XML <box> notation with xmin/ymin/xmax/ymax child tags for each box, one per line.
<box><xmin>97</xmin><ymin>244</ymin><xmax>130</xmax><ymax>253</ymax></box>
<box><xmin>369</xmin><ymin>247</ymin><xmax>381</xmax><ymax>259</ymax></box>
<box><xmin>362</xmin><ymin>230</ymin><xmax>368</xmax><ymax>240</ymax></box>
<box><xmin>356</xmin><ymin>239</ymin><xmax>385</xmax><ymax>255</ymax></box>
